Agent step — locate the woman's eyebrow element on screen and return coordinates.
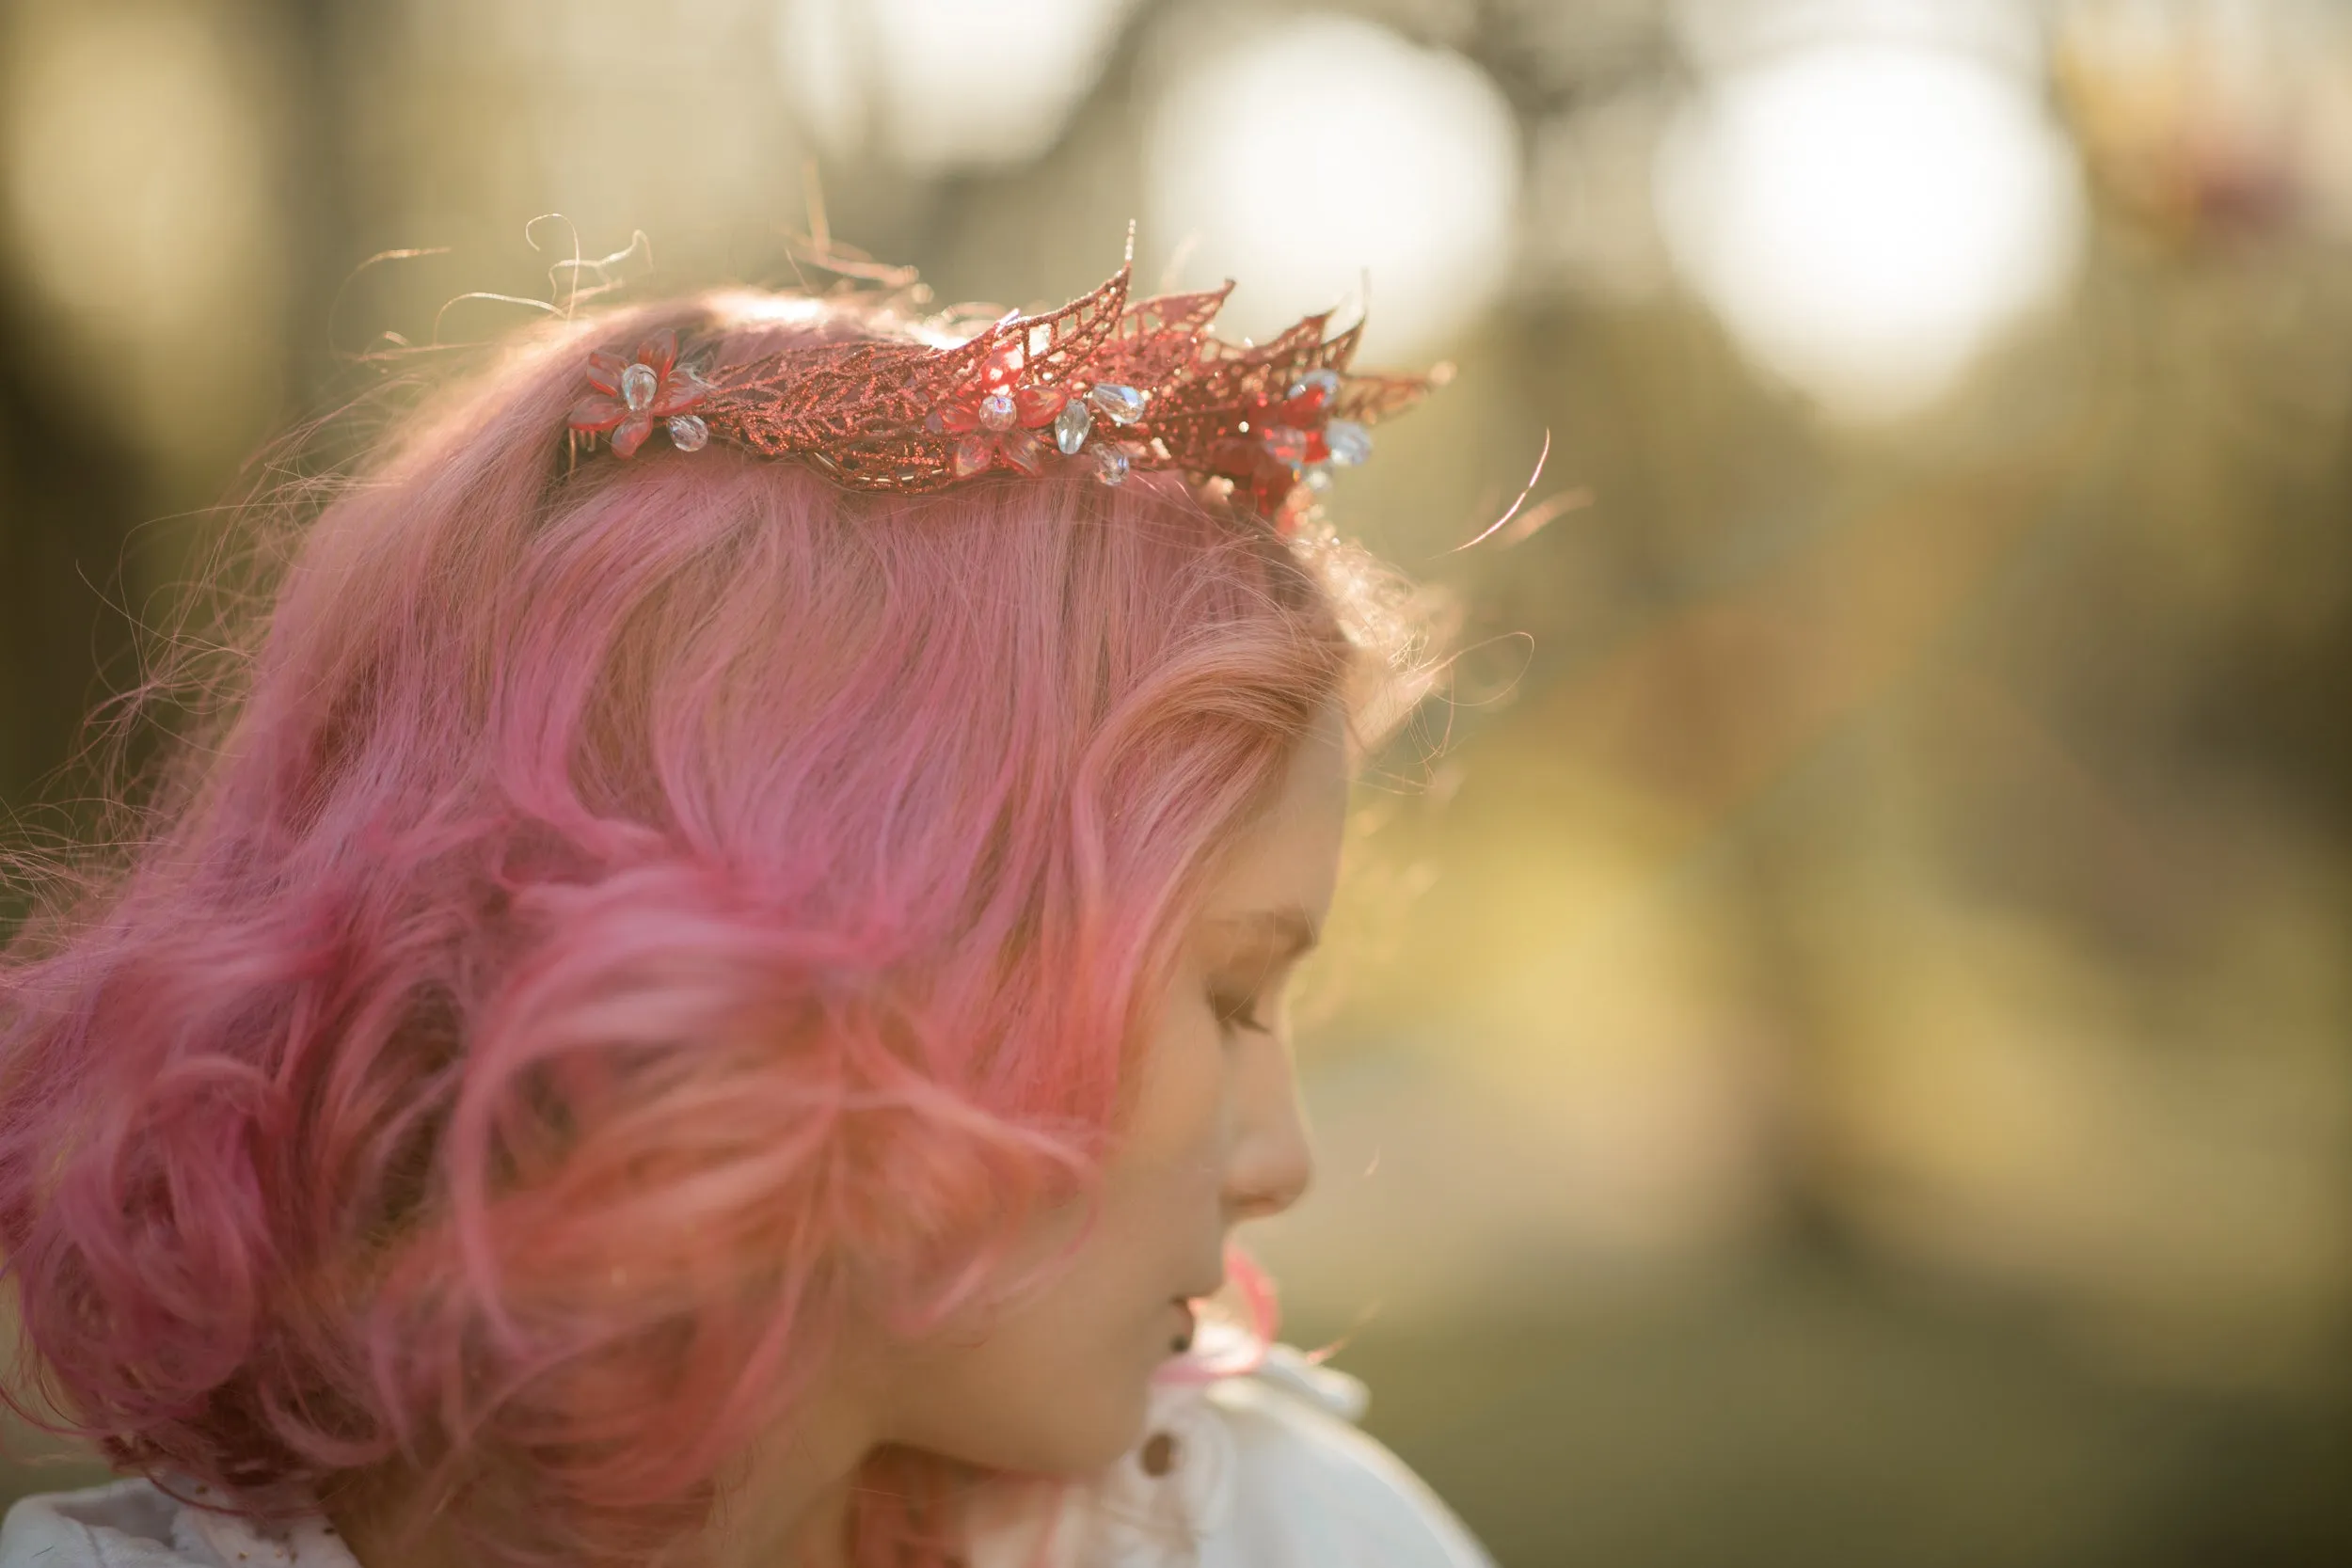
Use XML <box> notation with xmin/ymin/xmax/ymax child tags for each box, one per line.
<box><xmin>1202</xmin><ymin>906</ymin><xmax>1320</xmax><ymax>963</ymax></box>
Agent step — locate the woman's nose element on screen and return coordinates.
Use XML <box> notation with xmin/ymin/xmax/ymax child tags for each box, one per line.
<box><xmin>1221</xmin><ymin>1037</ymin><xmax>1314</xmax><ymax>1223</ymax></box>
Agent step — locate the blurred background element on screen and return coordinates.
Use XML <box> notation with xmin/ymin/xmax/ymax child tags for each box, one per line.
<box><xmin>2</xmin><ymin>0</ymin><xmax>2348</xmax><ymax>1562</ymax></box>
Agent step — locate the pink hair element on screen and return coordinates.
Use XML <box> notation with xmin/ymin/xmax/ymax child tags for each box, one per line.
<box><xmin>0</xmin><ymin>290</ymin><xmax>1436</xmax><ymax>1568</ymax></box>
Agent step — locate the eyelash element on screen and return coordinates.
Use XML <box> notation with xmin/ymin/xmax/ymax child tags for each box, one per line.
<box><xmin>1209</xmin><ymin>990</ymin><xmax>1273</xmax><ymax>1037</ymax></box>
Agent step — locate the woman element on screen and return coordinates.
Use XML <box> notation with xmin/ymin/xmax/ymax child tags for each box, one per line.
<box><xmin>0</xmin><ymin>254</ymin><xmax>1490</xmax><ymax>1567</ymax></box>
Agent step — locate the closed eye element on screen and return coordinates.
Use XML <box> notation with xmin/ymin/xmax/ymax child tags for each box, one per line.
<box><xmin>1198</xmin><ymin>905</ymin><xmax>1316</xmax><ymax>1040</ymax></box>
<box><xmin>1209</xmin><ymin>989</ymin><xmax>1274</xmax><ymax>1037</ymax></box>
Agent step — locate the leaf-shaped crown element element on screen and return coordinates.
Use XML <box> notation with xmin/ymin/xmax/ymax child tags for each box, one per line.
<box><xmin>563</xmin><ymin>247</ymin><xmax>1440</xmax><ymax>535</ymax></box>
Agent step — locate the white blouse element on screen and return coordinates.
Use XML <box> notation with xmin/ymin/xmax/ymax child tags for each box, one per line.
<box><xmin>0</xmin><ymin>1347</ymin><xmax>1493</xmax><ymax>1568</ymax></box>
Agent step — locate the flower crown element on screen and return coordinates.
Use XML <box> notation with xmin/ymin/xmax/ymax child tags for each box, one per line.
<box><xmin>564</xmin><ymin>249</ymin><xmax>1439</xmax><ymax>534</ymax></box>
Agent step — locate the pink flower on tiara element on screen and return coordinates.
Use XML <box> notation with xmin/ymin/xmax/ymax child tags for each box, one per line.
<box><xmin>927</xmin><ymin>340</ymin><xmax>1071</xmax><ymax>479</ymax></box>
<box><xmin>568</xmin><ymin>328</ymin><xmax>710</xmax><ymax>458</ymax></box>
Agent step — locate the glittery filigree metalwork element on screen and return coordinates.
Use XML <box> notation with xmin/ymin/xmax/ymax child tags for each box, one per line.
<box><xmin>564</xmin><ymin>251</ymin><xmax>1438</xmax><ymax>534</ymax></box>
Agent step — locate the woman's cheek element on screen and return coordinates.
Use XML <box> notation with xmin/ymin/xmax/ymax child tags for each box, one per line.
<box><xmin>1125</xmin><ymin>990</ymin><xmax>1228</xmax><ymax>1158</ymax></box>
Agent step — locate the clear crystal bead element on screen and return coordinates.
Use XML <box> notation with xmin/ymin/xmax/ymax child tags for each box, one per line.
<box><xmin>1093</xmin><ymin>444</ymin><xmax>1130</xmax><ymax>485</ymax></box>
<box><xmin>1261</xmin><ymin>426</ymin><xmax>1312</xmax><ymax>467</ymax></box>
<box><xmin>1089</xmin><ymin>383</ymin><xmax>1147</xmax><ymax>424</ymax></box>
<box><xmin>1324</xmin><ymin>419</ymin><xmax>1372</xmax><ymax>466</ymax></box>
<box><xmin>978</xmin><ymin>390</ymin><xmax>1018</xmax><ymax>432</ymax></box>
<box><xmin>1287</xmin><ymin>368</ymin><xmax>1341</xmax><ymax>404</ymax></box>
<box><xmin>666</xmin><ymin>414</ymin><xmax>708</xmax><ymax>451</ymax></box>
<box><xmin>621</xmin><ymin>362</ymin><xmax>660</xmax><ymax>412</ymax></box>
<box><xmin>1054</xmin><ymin>399</ymin><xmax>1093</xmax><ymax>455</ymax></box>
<box><xmin>1303</xmin><ymin>464</ymin><xmax>1333</xmax><ymax>491</ymax></box>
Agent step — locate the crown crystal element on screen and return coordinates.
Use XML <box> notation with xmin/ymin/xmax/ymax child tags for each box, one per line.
<box><xmin>1326</xmin><ymin>420</ymin><xmax>1373</xmax><ymax>467</ymax></box>
<box><xmin>1089</xmin><ymin>383</ymin><xmax>1147</xmax><ymax>424</ymax></box>
<box><xmin>621</xmin><ymin>362</ymin><xmax>660</xmax><ymax>413</ymax></box>
<box><xmin>1262</xmin><ymin>426</ymin><xmax>1314</xmax><ymax>467</ymax></box>
<box><xmin>1288</xmin><ymin>369</ymin><xmax>1342</xmax><ymax>404</ymax></box>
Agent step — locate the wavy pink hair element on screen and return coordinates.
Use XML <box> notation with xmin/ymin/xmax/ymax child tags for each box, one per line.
<box><xmin>0</xmin><ymin>290</ymin><xmax>1435</xmax><ymax>1568</ymax></box>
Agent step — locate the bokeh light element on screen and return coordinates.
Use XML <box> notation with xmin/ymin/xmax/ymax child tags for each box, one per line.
<box><xmin>1656</xmin><ymin>36</ymin><xmax>2086</xmax><ymax>421</ymax></box>
<box><xmin>774</xmin><ymin>0</ymin><xmax>1136</xmax><ymax>172</ymax></box>
<box><xmin>1</xmin><ymin>1</ymin><xmax>284</xmax><ymax>466</ymax></box>
<box><xmin>1142</xmin><ymin>11</ymin><xmax>1519</xmax><ymax>357</ymax></box>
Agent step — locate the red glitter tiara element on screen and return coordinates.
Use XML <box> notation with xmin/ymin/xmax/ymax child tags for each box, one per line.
<box><xmin>564</xmin><ymin>247</ymin><xmax>1442</xmax><ymax>534</ymax></box>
